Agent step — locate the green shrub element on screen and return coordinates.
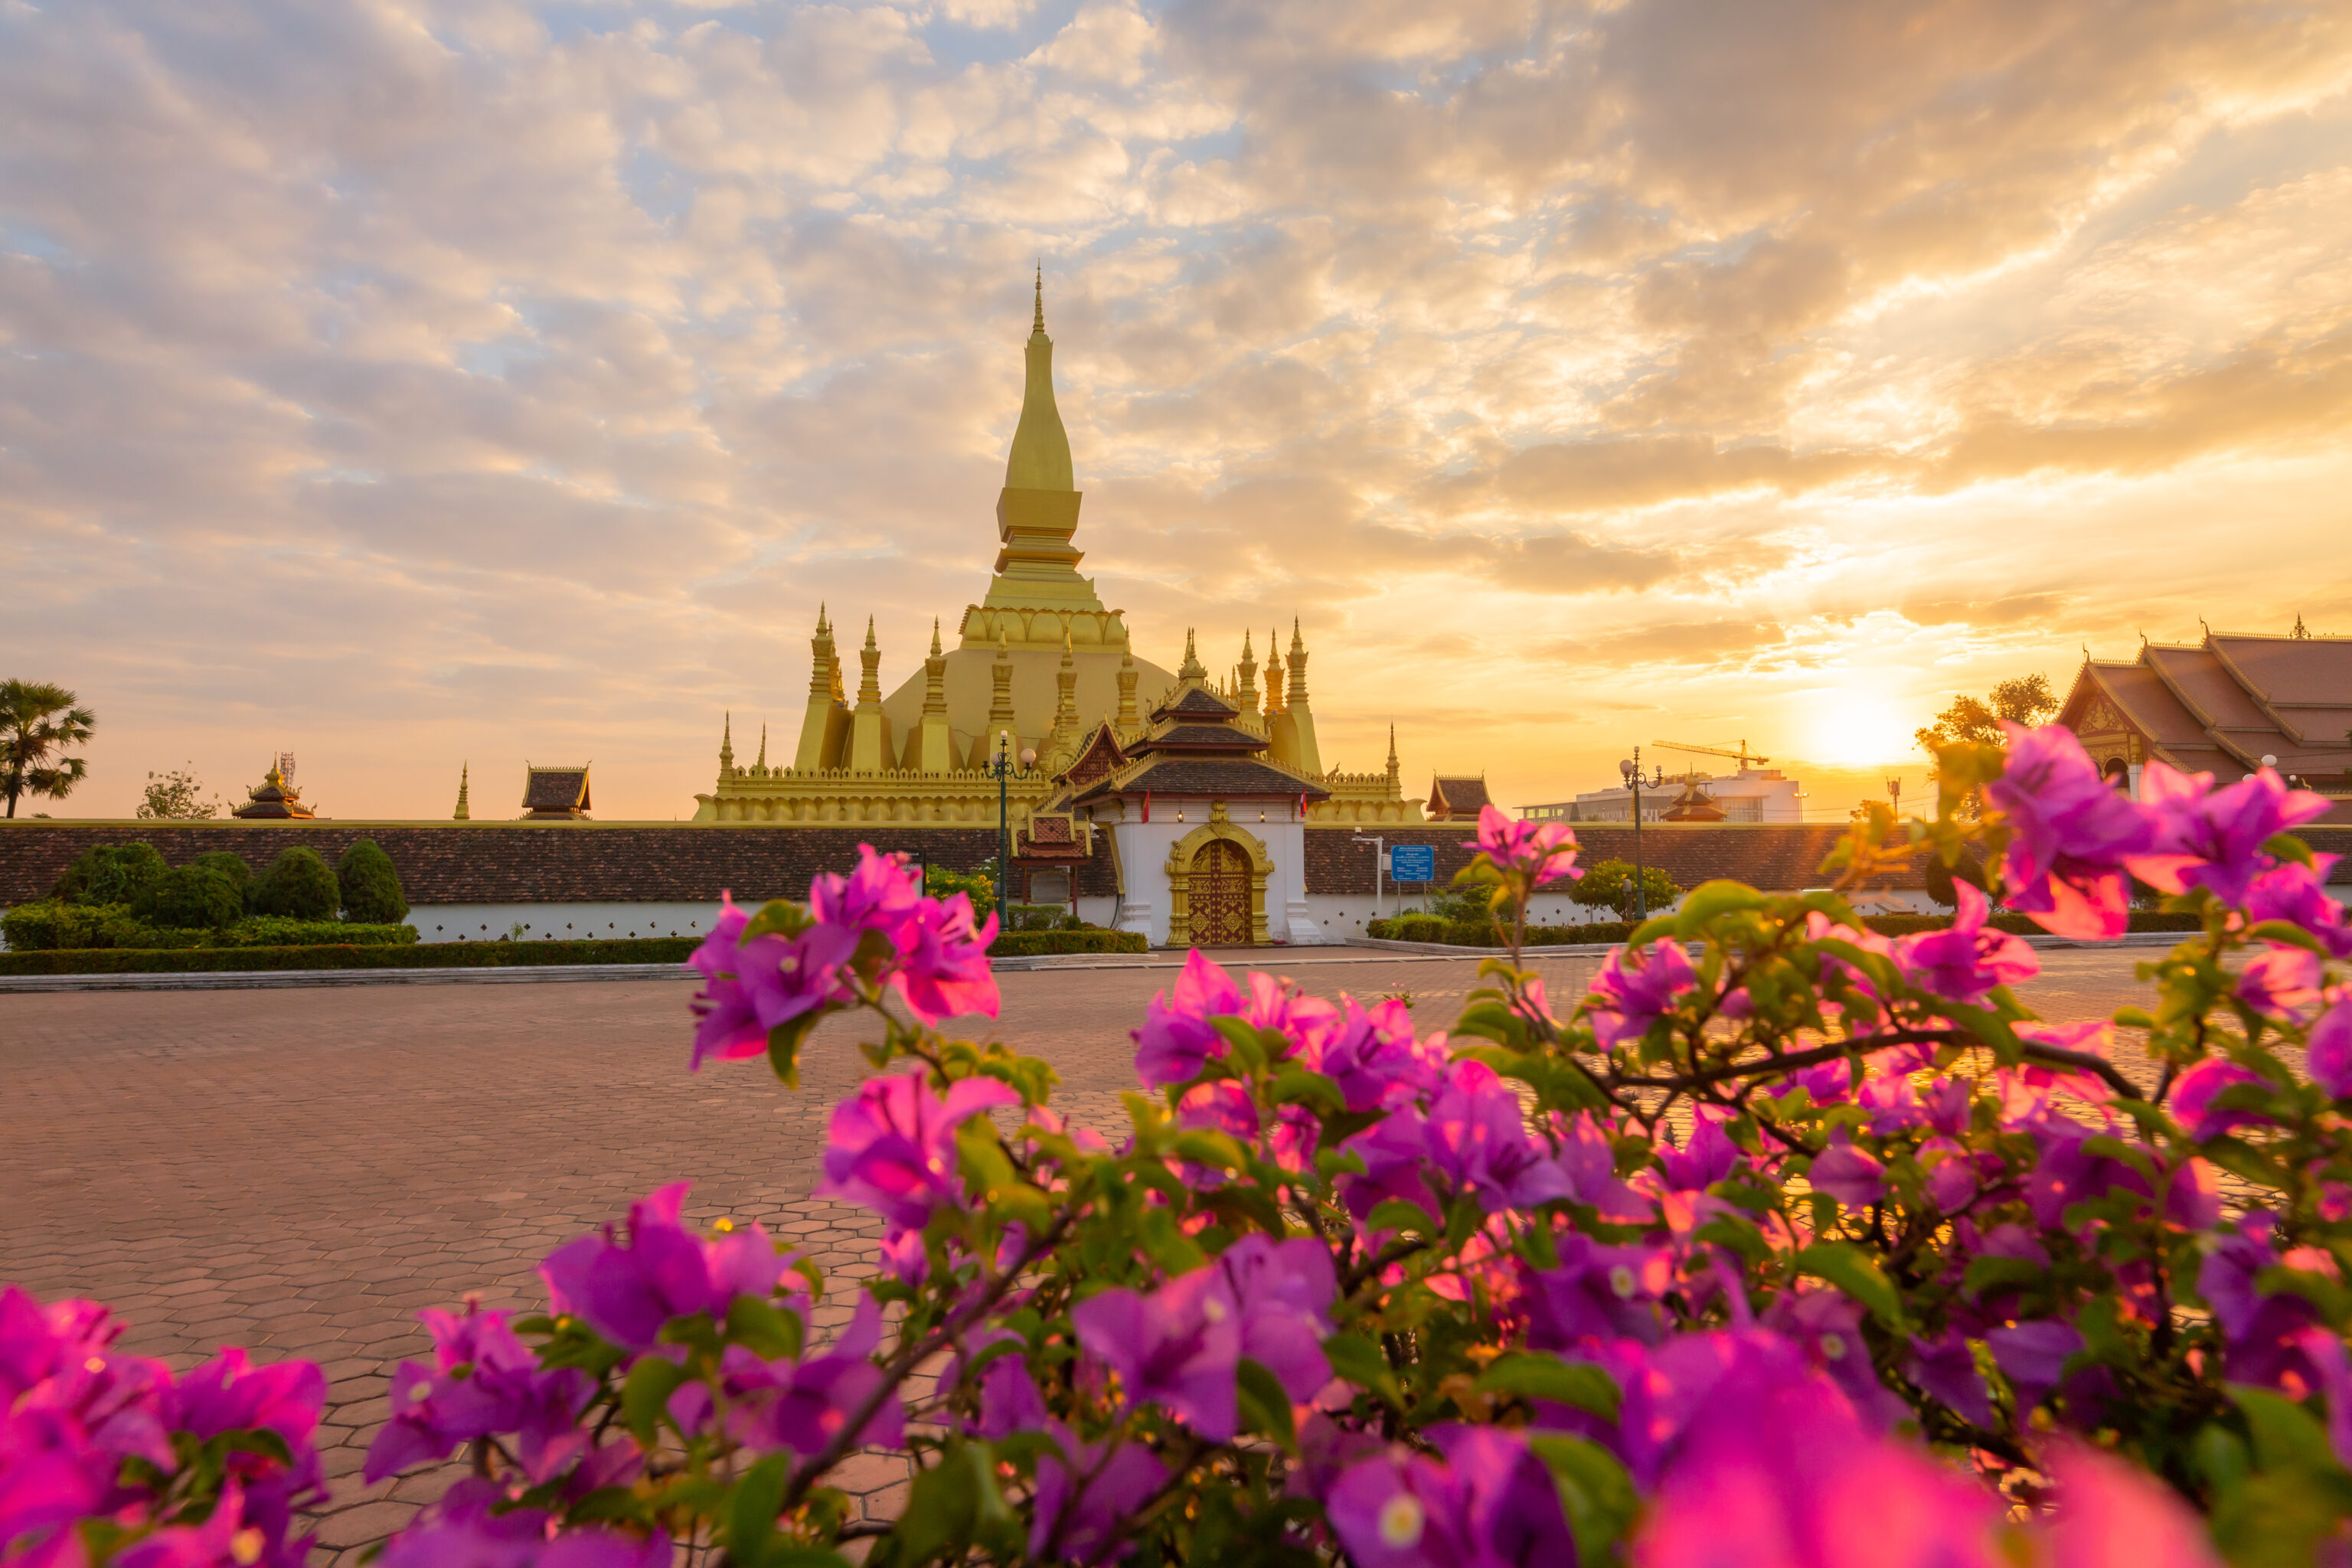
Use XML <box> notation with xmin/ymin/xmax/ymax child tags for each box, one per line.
<box><xmin>50</xmin><ymin>843</ymin><xmax>168</xmax><ymax>906</ymax></box>
<box><xmin>1004</xmin><ymin>903</ymin><xmax>1072</xmax><ymax>933</ymax></box>
<box><xmin>186</xmin><ymin>851</ymin><xmax>253</xmax><ymax>899</ymax></box>
<box><xmin>0</xmin><ymin>900</ymin><xmax>419</xmax><ymax>952</ymax></box>
<box><xmin>986</xmin><ymin>929</ymin><xmax>1147</xmax><ymax>956</ymax></box>
<box><xmin>0</xmin><ymin>936</ymin><xmax>697</xmax><ymax>975</ymax></box>
<box><xmin>252</xmin><ymin>846</ymin><xmax>340</xmax><ymax>920</ymax></box>
<box><xmin>134</xmin><ymin>866</ymin><xmax>244</xmax><ymax>929</ymax></box>
<box><xmin>336</xmin><ymin>838</ymin><xmax>409</xmax><ymax>924</ymax></box>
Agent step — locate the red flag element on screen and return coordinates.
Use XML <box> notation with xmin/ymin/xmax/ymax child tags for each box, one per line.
<box><xmin>1143</xmin><ymin>789</ymin><xmax>1152</xmax><ymax>823</ymax></box>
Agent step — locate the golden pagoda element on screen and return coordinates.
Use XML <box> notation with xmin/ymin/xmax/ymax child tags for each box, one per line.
<box><xmin>691</xmin><ymin>274</ymin><xmax>1418</xmax><ymax>833</ymax></box>
<box><xmin>232</xmin><ymin>754</ymin><xmax>315</xmax><ymax>819</ymax></box>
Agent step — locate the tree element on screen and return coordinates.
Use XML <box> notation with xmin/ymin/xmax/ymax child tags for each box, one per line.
<box><xmin>136</xmin><ymin>865</ymin><xmax>245</xmax><ymax>929</ymax></box>
<box><xmin>51</xmin><ymin>841</ymin><xmax>169</xmax><ymax>906</ymax></box>
<box><xmin>1916</xmin><ymin>671</ymin><xmax>2058</xmax><ymax>755</ymax></box>
<box><xmin>1574</xmin><ymin>857</ymin><xmax>1684</xmax><ymax>920</ymax></box>
<box><xmin>136</xmin><ymin>765</ymin><xmax>224</xmax><ymax>820</ymax></box>
<box><xmin>337</xmin><ymin>838</ymin><xmax>410</xmax><ymax>924</ymax></box>
<box><xmin>1</xmin><ymin>680</ymin><xmax>96</xmax><ymax>818</ymax></box>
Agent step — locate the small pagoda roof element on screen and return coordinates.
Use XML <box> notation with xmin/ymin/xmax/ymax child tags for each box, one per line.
<box><xmin>231</xmin><ymin>759</ymin><xmax>315</xmax><ymax>820</ymax></box>
<box><xmin>1426</xmin><ymin>775</ymin><xmax>1491</xmax><ymax>821</ymax></box>
<box><xmin>1070</xmin><ymin>753</ymin><xmax>1331</xmax><ymax>806</ymax></box>
<box><xmin>521</xmin><ymin>765</ymin><xmax>593</xmax><ymax>820</ymax></box>
<box><xmin>1661</xmin><ymin>778</ymin><xmax>1726</xmax><ymax>822</ymax></box>
<box><xmin>1150</xmin><ymin>684</ymin><xmax>1243</xmax><ymax>723</ymax></box>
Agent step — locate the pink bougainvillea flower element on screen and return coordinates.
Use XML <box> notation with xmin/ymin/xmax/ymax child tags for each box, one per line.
<box><xmin>2310</xmin><ymin>990</ymin><xmax>2352</xmax><ymax>1099</ymax></box>
<box><xmin>1807</xmin><ymin>1129</ymin><xmax>1886</xmax><ymax>1208</ymax></box>
<box><xmin>2244</xmin><ymin>858</ymin><xmax>2352</xmax><ymax>956</ymax></box>
<box><xmin>1657</xmin><ymin>1111</ymin><xmax>1745</xmax><ymax>1194</ymax></box>
<box><xmin>1984</xmin><ymin>722</ymin><xmax>2157</xmax><ymax>939</ymax></box>
<box><xmin>812</xmin><ymin>1067</ymin><xmax>1020</xmax><ymax>1232</ymax></box>
<box><xmin>1587</xmin><ymin>940</ymin><xmax>1697</xmax><ymax>1047</ymax></box>
<box><xmin>1325</xmin><ymin>1424</ymin><xmax>1574</xmax><ymax>1568</ymax></box>
<box><xmin>382</xmin><ymin>1480</ymin><xmax>669</xmax><ymax>1568</ymax></box>
<box><xmin>2234</xmin><ymin>946</ymin><xmax>2322</xmax><ymax>1024</ymax></box>
<box><xmin>2169</xmin><ymin>1057</ymin><xmax>2273</xmax><ymax>1143</ymax></box>
<box><xmin>1314</xmin><ymin>995</ymin><xmax>1446</xmax><ymax>1112</ymax></box>
<box><xmin>1466</xmin><ymin>802</ymin><xmax>1583</xmax><ymax>887</ymax></box>
<box><xmin>889</xmin><ymin>890</ymin><xmax>1000</xmax><ymax>1024</ymax></box>
<box><xmin>1522</xmin><ymin>1235</ymin><xmax>1672</xmax><ymax>1350</ymax></box>
<box><xmin>538</xmin><ymin>1184</ymin><xmax>789</xmax><ymax>1352</ymax></box>
<box><xmin>808</xmin><ymin>844</ymin><xmax>924</xmax><ymax>940</ymax></box>
<box><xmin>1027</xmin><ymin>1422</ymin><xmax>1169</xmax><ymax>1565</ymax></box>
<box><xmin>760</xmin><ymin>1295</ymin><xmax>904</xmax><ymax>1456</ymax></box>
<box><xmin>1547</xmin><ymin>1111</ymin><xmax>1651</xmax><ymax>1222</ymax></box>
<box><xmin>2128</xmin><ymin>762</ymin><xmax>2334</xmax><ymax>909</ymax></box>
<box><xmin>1070</xmin><ymin>1266</ymin><xmax>1243</xmax><ymax>1441</ymax></box>
<box><xmin>1893</xmin><ymin>882</ymin><xmax>2038</xmax><ymax>1003</ymax></box>
<box><xmin>1422</xmin><ymin>1060</ymin><xmax>1578</xmax><ymax>1214</ymax></box>
<box><xmin>1984</xmin><ymin>1318</ymin><xmax>2083</xmax><ymax>1410</ymax></box>
<box><xmin>688</xmin><ymin>893</ymin><xmax>860</xmax><ymax>1072</ymax></box>
<box><xmin>1133</xmin><ymin>949</ymin><xmax>1244</xmax><ymax>1086</ymax></box>
<box><xmin>1215</xmin><ymin>1234</ymin><xmax>1338</xmax><ymax>1401</ymax></box>
<box><xmin>2044</xmin><ymin>1442</ymin><xmax>2227</xmax><ymax>1568</ymax></box>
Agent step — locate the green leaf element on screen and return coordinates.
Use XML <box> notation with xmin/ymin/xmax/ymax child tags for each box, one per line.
<box><xmin>767</xmin><ymin>1010</ymin><xmax>824</xmax><ymax>1087</ymax></box>
<box><xmin>884</xmin><ymin>1443</ymin><xmax>1002</xmax><ymax>1566</ymax></box>
<box><xmin>1236</xmin><ymin>1358</ymin><xmax>1298</xmax><ymax>1453</ymax></box>
<box><xmin>1324</xmin><ymin>1333</ymin><xmax>1401</xmax><ymax>1404</ymax></box>
<box><xmin>1208</xmin><ymin>1015</ymin><xmax>1269</xmax><ymax>1071</ymax></box>
<box><xmin>2261</xmin><ymin>832</ymin><xmax>2315</xmax><ymax>869</ymax></box>
<box><xmin>726</xmin><ymin>1452</ymin><xmax>792</xmax><ymax>1568</ymax></box>
<box><xmin>726</xmin><ymin>1294</ymin><xmax>804</xmax><ymax>1362</ymax></box>
<box><xmin>740</xmin><ymin>899</ymin><xmax>812</xmax><ymax>941</ymax></box>
<box><xmin>1528</xmin><ymin>1433</ymin><xmax>1640</xmax><ymax>1563</ymax></box>
<box><xmin>1794</xmin><ymin>1241</ymin><xmax>1906</xmax><ymax>1329</ymax></box>
<box><xmin>1269</xmin><ymin>1066</ymin><xmax>1344</xmax><ymax>1115</ymax></box>
<box><xmin>621</xmin><ymin>1357</ymin><xmax>691</xmax><ymax>1448</ymax></box>
<box><xmin>1366</xmin><ymin>1198</ymin><xmax>1438</xmax><ymax>1239</ymax></box>
<box><xmin>1169</xmin><ymin>1129</ymin><xmax>1249</xmax><ymax>1173</ymax></box>
<box><xmin>1475</xmin><ymin>1354</ymin><xmax>1621</xmax><ymax>1422</ymax></box>
<box><xmin>1961</xmin><ymin>1255</ymin><xmax>2047</xmax><ymax>1302</ymax></box>
<box><xmin>1674</xmin><ymin>880</ymin><xmax>1767</xmax><ymax>931</ymax></box>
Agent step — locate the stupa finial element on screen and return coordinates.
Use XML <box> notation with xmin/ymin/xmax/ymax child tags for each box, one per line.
<box><xmin>1034</xmin><ymin>261</ymin><xmax>1045</xmax><ymax>333</ymax></box>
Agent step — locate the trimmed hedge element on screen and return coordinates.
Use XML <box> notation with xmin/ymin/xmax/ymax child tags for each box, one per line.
<box><xmin>1364</xmin><ymin>909</ymin><xmax>2208</xmax><ymax>948</ymax></box>
<box><xmin>0</xmin><ymin>936</ymin><xmax>701</xmax><ymax>976</ymax></box>
<box><xmin>987</xmin><ymin>929</ymin><xmax>1148</xmax><ymax>957</ymax></box>
<box><xmin>0</xmin><ymin>900</ymin><xmax>419</xmax><ymax>952</ymax></box>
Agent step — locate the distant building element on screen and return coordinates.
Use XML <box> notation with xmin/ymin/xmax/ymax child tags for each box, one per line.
<box><xmin>522</xmin><ymin>766</ymin><xmax>592</xmax><ymax>821</ymax></box>
<box><xmin>231</xmin><ymin>755</ymin><xmax>315</xmax><ymax>820</ymax></box>
<box><xmin>1524</xmin><ymin>766</ymin><xmax>1802</xmax><ymax>825</ymax></box>
<box><xmin>2058</xmin><ymin>624</ymin><xmax>2352</xmax><ymax>810</ymax></box>
<box><xmin>1425</xmin><ymin>776</ymin><xmax>1492</xmax><ymax>822</ymax></box>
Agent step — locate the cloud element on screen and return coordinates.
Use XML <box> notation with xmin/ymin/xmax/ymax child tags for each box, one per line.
<box><xmin>2</xmin><ymin>0</ymin><xmax>2350</xmax><ymax>819</ymax></box>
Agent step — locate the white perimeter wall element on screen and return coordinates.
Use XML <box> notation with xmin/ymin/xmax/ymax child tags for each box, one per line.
<box><xmin>407</xmin><ymin>902</ymin><xmax>723</xmax><ymax>944</ymax></box>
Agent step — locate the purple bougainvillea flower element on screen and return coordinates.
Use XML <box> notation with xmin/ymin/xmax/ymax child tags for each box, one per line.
<box><xmin>1633</xmin><ymin>1354</ymin><xmax>2006</xmax><ymax>1568</ymax></box>
<box><xmin>1028</xmin><ymin>1421</ymin><xmax>1169</xmax><ymax>1565</ymax></box>
<box><xmin>1587</xmin><ymin>941</ymin><xmax>1697</xmax><ymax>1048</ymax></box>
<box><xmin>538</xmin><ymin>1184</ymin><xmax>789</xmax><ymax>1352</ymax></box>
<box><xmin>2170</xmin><ymin>1058</ymin><xmax>2272</xmax><ymax>1142</ymax></box>
<box><xmin>1315</xmin><ymin>995</ymin><xmax>1446</xmax><ymax>1112</ymax></box>
<box><xmin>812</xmin><ymin>1067</ymin><xmax>1020</xmax><ymax>1232</ymax></box>
<box><xmin>1133</xmin><ymin>949</ymin><xmax>1244</xmax><ymax>1086</ymax></box>
<box><xmin>1523</xmin><ymin>1234</ymin><xmax>1671</xmax><ymax>1350</ymax></box>
<box><xmin>1326</xmin><ymin>1424</ymin><xmax>1574</xmax><ymax>1568</ymax></box>
<box><xmin>1984</xmin><ymin>722</ymin><xmax>2157</xmax><ymax>940</ymax></box>
<box><xmin>1656</xmin><ymin>1112</ymin><xmax>1743</xmax><ymax>1194</ymax></box>
<box><xmin>2164</xmin><ymin>1157</ymin><xmax>2223</xmax><ymax>1231</ymax></box>
<box><xmin>1423</xmin><ymin>1060</ymin><xmax>1578</xmax><ymax>1214</ymax></box>
<box><xmin>1467</xmin><ymin>802</ymin><xmax>1583</xmax><ymax>887</ymax></box>
<box><xmin>1906</xmin><ymin>1330</ymin><xmax>1994</xmax><ymax>1430</ymax></box>
<box><xmin>1893</xmin><ymin>883</ymin><xmax>2038</xmax><ymax>1004</ymax></box>
<box><xmin>1807</xmin><ymin>1129</ymin><xmax>1886</xmax><ymax>1208</ymax></box>
<box><xmin>2197</xmin><ymin>1214</ymin><xmax>2331</xmax><ymax>1388</ymax></box>
<box><xmin>1548</xmin><ymin>1112</ymin><xmax>1651</xmax><ymax>1222</ymax></box>
<box><xmin>2310</xmin><ymin>991</ymin><xmax>2352</xmax><ymax>1099</ymax></box>
<box><xmin>1985</xmin><ymin>1319</ymin><xmax>2083</xmax><ymax>1410</ymax></box>
<box><xmin>688</xmin><ymin>893</ymin><xmax>861</xmax><ymax>1071</ymax></box>
<box><xmin>890</xmin><ymin>891</ymin><xmax>1001</xmax><ymax>1024</ymax></box>
<box><xmin>2289</xmin><ymin>1325</ymin><xmax>2352</xmax><ymax>1474</ymax></box>
<box><xmin>2044</xmin><ymin>1442</ymin><xmax>2228</xmax><ymax>1568</ymax></box>
<box><xmin>952</xmin><ymin>1329</ymin><xmax>1047</xmax><ymax>1442</ymax></box>
<box><xmin>2128</xmin><ymin>762</ymin><xmax>2334</xmax><ymax>909</ymax></box>
<box><xmin>2236</xmin><ymin>947</ymin><xmax>2322</xmax><ymax>1024</ymax></box>
<box><xmin>1215</xmin><ymin>1234</ymin><xmax>1338</xmax><ymax>1401</ymax></box>
<box><xmin>1339</xmin><ymin>1107</ymin><xmax>1442</xmax><ymax>1232</ymax></box>
<box><xmin>1071</xmin><ymin>1266</ymin><xmax>1243</xmax><ymax>1441</ymax></box>
<box><xmin>2245</xmin><ymin>858</ymin><xmax>2352</xmax><ymax>956</ymax></box>
<box><xmin>382</xmin><ymin>1481</ymin><xmax>670</xmax><ymax>1568</ymax></box>
<box><xmin>2024</xmin><ymin>1113</ymin><xmax>2154</xmax><ymax>1230</ymax></box>
<box><xmin>808</xmin><ymin>844</ymin><xmax>924</xmax><ymax>940</ymax></box>
<box><xmin>763</xmin><ymin>1295</ymin><xmax>903</xmax><ymax>1455</ymax></box>
<box><xmin>1762</xmin><ymin>1290</ymin><xmax>1900</xmax><ymax>1426</ymax></box>
<box><xmin>369</xmin><ymin>1303</ymin><xmax>596</xmax><ymax>1484</ymax></box>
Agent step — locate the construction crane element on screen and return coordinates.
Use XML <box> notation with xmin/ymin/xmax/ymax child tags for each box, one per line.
<box><xmin>1653</xmin><ymin>739</ymin><xmax>1771</xmax><ymax>773</ymax></box>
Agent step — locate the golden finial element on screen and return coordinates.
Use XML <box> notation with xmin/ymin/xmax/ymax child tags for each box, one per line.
<box><xmin>1034</xmin><ymin>262</ymin><xmax>1044</xmax><ymax>333</ymax></box>
<box><xmin>930</xmin><ymin>616</ymin><xmax>942</xmax><ymax>657</ymax></box>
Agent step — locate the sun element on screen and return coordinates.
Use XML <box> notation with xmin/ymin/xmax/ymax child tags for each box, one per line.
<box><xmin>1803</xmin><ymin>688</ymin><xmax>1919</xmax><ymax>766</ymax></box>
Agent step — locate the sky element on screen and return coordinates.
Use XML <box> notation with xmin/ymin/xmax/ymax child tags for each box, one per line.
<box><xmin>5</xmin><ymin>0</ymin><xmax>2351</xmax><ymax>823</ymax></box>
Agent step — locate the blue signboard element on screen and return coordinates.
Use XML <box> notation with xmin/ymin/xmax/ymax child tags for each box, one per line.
<box><xmin>1388</xmin><ymin>844</ymin><xmax>1436</xmax><ymax>884</ymax></box>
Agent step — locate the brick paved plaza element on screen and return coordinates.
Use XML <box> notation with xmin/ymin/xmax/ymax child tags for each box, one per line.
<box><xmin>0</xmin><ymin>949</ymin><xmax>2151</xmax><ymax>1556</ymax></box>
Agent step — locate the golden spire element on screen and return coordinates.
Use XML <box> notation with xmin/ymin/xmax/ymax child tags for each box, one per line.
<box><xmin>720</xmin><ymin>712</ymin><xmax>734</xmax><ymax>773</ymax></box>
<box><xmin>1178</xmin><ymin>627</ymin><xmax>1207</xmax><ymax>683</ymax></box>
<box><xmin>453</xmin><ymin>762</ymin><xmax>470</xmax><ymax>821</ymax></box>
<box><xmin>930</xmin><ymin>616</ymin><xmax>942</xmax><ymax>657</ymax></box>
<box><xmin>755</xmin><ymin>724</ymin><xmax>767</xmax><ymax>769</ymax></box>
<box><xmin>1004</xmin><ymin>267</ymin><xmax>1073</xmax><ymax>492</ymax></box>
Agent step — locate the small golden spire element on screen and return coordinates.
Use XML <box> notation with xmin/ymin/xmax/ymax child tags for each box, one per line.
<box><xmin>930</xmin><ymin>616</ymin><xmax>942</xmax><ymax>657</ymax></box>
<box><xmin>454</xmin><ymin>762</ymin><xmax>470</xmax><ymax>821</ymax></box>
<box><xmin>1034</xmin><ymin>261</ymin><xmax>1044</xmax><ymax>334</ymax></box>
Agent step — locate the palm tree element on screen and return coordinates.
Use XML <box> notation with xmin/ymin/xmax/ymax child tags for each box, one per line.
<box><xmin>1</xmin><ymin>681</ymin><xmax>97</xmax><ymax>818</ymax></box>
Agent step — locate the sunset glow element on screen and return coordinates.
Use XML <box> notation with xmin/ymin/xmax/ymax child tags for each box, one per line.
<box><xmin>5</xmin><ymin>2</ymin><xmax>2350</xmax><ymax>818</ymax></box>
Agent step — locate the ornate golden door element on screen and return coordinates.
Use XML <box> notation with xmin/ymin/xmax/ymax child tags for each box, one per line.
<box><xmin>1190</xmin><ymin>838</ymin><xmax>1253</xmax><ymax>946</ymax></box>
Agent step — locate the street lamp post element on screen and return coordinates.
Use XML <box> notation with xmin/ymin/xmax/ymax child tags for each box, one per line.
<box><xmin>1619</xmin><ymin>749</ymin><xmax>1648</xmax><ymax>922</ymax></box>
<box><xmin>1887</xmin><ymin>777</ymin><xmax>1903</xmax><ymax>815</ymax></box>
<box><xmin>986</xmin><ymin>730</ymin><xmax>1039</xmax><ymax>933</ymax></box>
<box><xmin>1351</xmin><ymin>833</ymin><xmax>1385</xmax><ymax>918</ymax></box>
